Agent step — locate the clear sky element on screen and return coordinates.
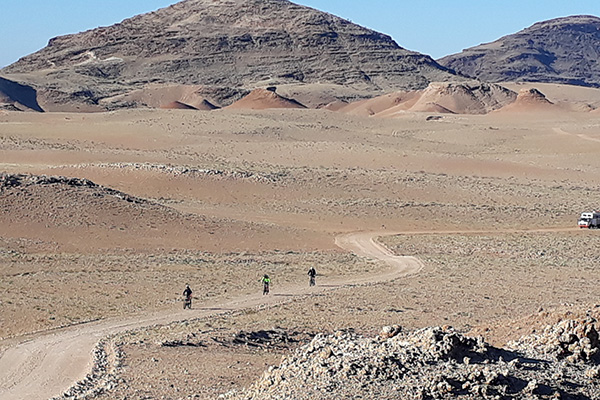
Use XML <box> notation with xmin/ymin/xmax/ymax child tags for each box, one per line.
<box><xmin>1</xmin><ymin>0</ymin><xmax>599</xmax><ymax>68</ymax></box>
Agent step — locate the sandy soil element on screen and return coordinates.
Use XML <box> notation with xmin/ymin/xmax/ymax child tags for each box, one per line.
<box><xmin>1</xmin><ymin>94</ymin><xmax>600</xmax><ymax>398</ymax></box>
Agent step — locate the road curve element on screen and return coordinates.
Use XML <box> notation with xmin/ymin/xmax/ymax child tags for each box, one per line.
<box><xmin>334</xmin><ymin>231</ymin><xmax>424</xmax><ymax>283</ymax></box>
<box><xmin>0</xmin><ymin>231</ymin><xmax>420</xmax><ymax>400</ymax></box>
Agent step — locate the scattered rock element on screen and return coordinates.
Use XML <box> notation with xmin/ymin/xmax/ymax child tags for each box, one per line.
<box><xmin>224</xmin><ymin>322</ymin><xmax>600</xmax><ymax>399</ymax></box>
<box><xmin>378</xmin><ymin>324</ymin><xmax>401</xmax><ymax>339</ymax></box>
<box><xmin>508</xmin><ymin>316</ymin><xmax>600</xmax><ymax>363</ymax></box>
<box><xmin>231</xmin><ymin>329</ymin><xmax>302</xmax><ymax>348</ymax></box>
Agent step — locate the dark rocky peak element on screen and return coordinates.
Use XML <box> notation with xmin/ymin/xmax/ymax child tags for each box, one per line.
<box><xmin>33</xmin><ymin>0</ymin><xmax>402</xmax><ymax>65</ymax></box>
<box><xmin>1</xmin><ymin>0</ymin><xmax>456</xmax><ymax>110</ymax></box>
<box><xmin>438</xmin><ymin>15</ymin><xmax>600</xmax><ymax>87</ymax></box>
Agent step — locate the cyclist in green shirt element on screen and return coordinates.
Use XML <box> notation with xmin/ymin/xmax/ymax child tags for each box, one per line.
<box><xmin>261</xmin><ymin>274</ymin><xmax>271</xmax><ymax>295</ymax></box>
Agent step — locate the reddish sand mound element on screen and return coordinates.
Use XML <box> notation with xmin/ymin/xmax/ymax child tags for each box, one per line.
<box><xmin>408</xmin><ymin>102</ymin><xmax>456</xmax><ymax>114</ymax></box>
<box><xmin>339</xmin><ymin>91</ymin><xmax>420</xmax><ymax>116</ymax></box>
<box><xmin>226</xmin><ymin>89</ymin><xmax>306</xmax><ymax>110</ymax></box>
<box><xmin>500</xmin><ymin>82</ymin><xmax>600</xmax><ymax>111</ymax></box>
<box><xmin>408</xmin><ymin>82</ymin><xmax>517</xmax><ymax>115</ymax></box>
<box><xmin>159</xmin><ymin>101</ymin><xmax>198</xmax><ymax>110</ymax></box>
<box><xmin>337</xmin><ymin>82</ymin><xmax>516</xmax><ymax>116</ymax></box>
<box><xmin>101</xmin><ymin>84</ymin><xmax>221</xmax><ymax>110</ymax></box>
<box><xmin>497</xmin><ymin>88</ymin><xmax>557</xmax><ymax>113</ymax></box>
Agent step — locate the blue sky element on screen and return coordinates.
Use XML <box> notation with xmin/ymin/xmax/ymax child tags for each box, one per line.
<box><xmin>1</xmin><ymin>0</ymin><xmax>599</xmax><ymax>68</ymax></box>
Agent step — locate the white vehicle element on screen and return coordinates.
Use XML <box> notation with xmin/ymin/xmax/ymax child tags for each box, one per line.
<box><xmin>578</xmin><ymin>211</ymin><xmax>600</xmax><ymax>229</ymax></box>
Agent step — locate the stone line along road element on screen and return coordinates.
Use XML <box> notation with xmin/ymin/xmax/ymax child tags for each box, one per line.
<box><xmin>0</xmin><ymin>231</ymin><xmax>423</xmax><ymax>400</ymax></box>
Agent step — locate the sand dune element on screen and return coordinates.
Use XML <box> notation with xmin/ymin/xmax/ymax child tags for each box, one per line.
<box><xmin>407</xmin><ymin>82</ymin><xmax>516</xmax><ymax>115</ymax></box>
<box><xmin>496</xmin><ymin>88</ymin><xmax>558</xmax><ymax>113</ymax></box>
<box><xmin>406</xmin><ymin>101</ymin><xmax>456</xmax><ymax>114</ymax></box>
<box><xmin>500</xmin><ymin>82</ymin><xmax>600</xmax><ymax>111</ymax></box>
<box><xmin>336</xmin><ymin>91</ymin><xmax>420</xmax><ymax>116</ymax></box>
<box><xmin>226</xmin><ymin>88</ymin><xmax>306</xmax><ymax>110</ymax></box>
<box><xmin>101</xmin><ymin>84</ymin><xmax>220</xmax><ymax>109</ymax></box>
<box><xmin>335</xmin><ymin>82</ymin><xmax>516</xmax><ymax>116</ymax></box>
<box><xmin>337</xmin><ymin>81</ymin><xmax>600</xmax><ymax>116</ymax></box>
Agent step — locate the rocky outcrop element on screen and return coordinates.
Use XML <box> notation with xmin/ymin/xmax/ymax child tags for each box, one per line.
<box><xmin>1</xmin><ymin>0</ymin><xmax>456</xmax><ymax>110</ymax></box>
<box><xmin>0</xmin><ymin>174</ymin><xmax>98</xmax><ymax>190</ymax></box>
<box><xmin>0</xmin><ymin>173</ymin><xmax>144</xmax><ymax>204</ymax></box>
<box><xmin>508</xmin><ymin>316</ymin><xmax>600</xmax><ymax>363</ymax></box>
<box><xmin>225</xmin><ymin>321</ymin><xmax>600</xmax><ymax>399</ymax></box>
<box><xmin>439</xmin><ymin>15</ymin><xmax>600</xmax><ymax>88</ymax></box>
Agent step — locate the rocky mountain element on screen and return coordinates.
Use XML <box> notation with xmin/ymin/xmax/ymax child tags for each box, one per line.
<box><xmin>438</xmin><ymin>15</ymin><xmax>600</xmax><ymax>87</ymax></box>
<box><xmin>0</xmin><ymin>0</ymin><xmax>456</xmax><ymax>111</ymax></box>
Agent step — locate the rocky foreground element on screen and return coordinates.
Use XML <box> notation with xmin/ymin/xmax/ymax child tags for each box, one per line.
<box><xmin>224</xmin><ymin>317</ymin><xmax>600</xmax><ymax>399</ymax></box>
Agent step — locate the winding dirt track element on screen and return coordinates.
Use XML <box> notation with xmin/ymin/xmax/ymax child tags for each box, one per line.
<box><xmin>0</xmin><ymin>231</ymin><xmax>422</xmax><ymax>400</ymax></box>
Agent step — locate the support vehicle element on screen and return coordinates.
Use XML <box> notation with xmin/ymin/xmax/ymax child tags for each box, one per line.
<box><xmin>578</xmin><ymin>211</ymin><xmax>600</xmax><ymax>229</ymax></box>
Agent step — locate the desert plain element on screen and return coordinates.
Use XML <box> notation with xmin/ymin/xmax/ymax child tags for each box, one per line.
<box><xmin>2</xmin><ymin>84</ymin><xmax>600</xmax><ymax>399</ymax></box>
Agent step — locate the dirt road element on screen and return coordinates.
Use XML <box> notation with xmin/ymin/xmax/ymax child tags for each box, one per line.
<box><xmin>0</xmin><ymin>231</ymin><xmax>422</xmax><ymax>400</ymax></box>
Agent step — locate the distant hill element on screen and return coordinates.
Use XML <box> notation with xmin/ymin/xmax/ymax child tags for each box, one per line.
<box><xmin>0</xmin><ymin>0</ymin><xmax>456</xmax><ymax>111</ymax></box>
<box><xmin>438</xmin><ymin>15</ymin><xmax>600</xmax><ymax>88</ymax></box>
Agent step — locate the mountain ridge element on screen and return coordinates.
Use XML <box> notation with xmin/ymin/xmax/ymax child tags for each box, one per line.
<box><xmin>0</xmin><ymin>0</ymin><xmax>456</xmax><ymax>111</ymax></box>
<box><xmin>438</xmin><ymin>15</ymin><xmax>600</xmax><ymax>87</ymax></box>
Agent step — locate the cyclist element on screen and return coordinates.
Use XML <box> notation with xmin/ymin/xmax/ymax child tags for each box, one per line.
<box><xmin>261</xmin><ymin>274</ymin><xmax>271</xmax><ymax>295</ymax></box>
<box><xmin>307</xmin><ymin>267</ymin><xmax>316</xmax><ymax>286</ymax></box>
<box><xmin>183</xmin><ymin>284</ymin><xmax>192</xmax><ymax>309</ymax></box>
